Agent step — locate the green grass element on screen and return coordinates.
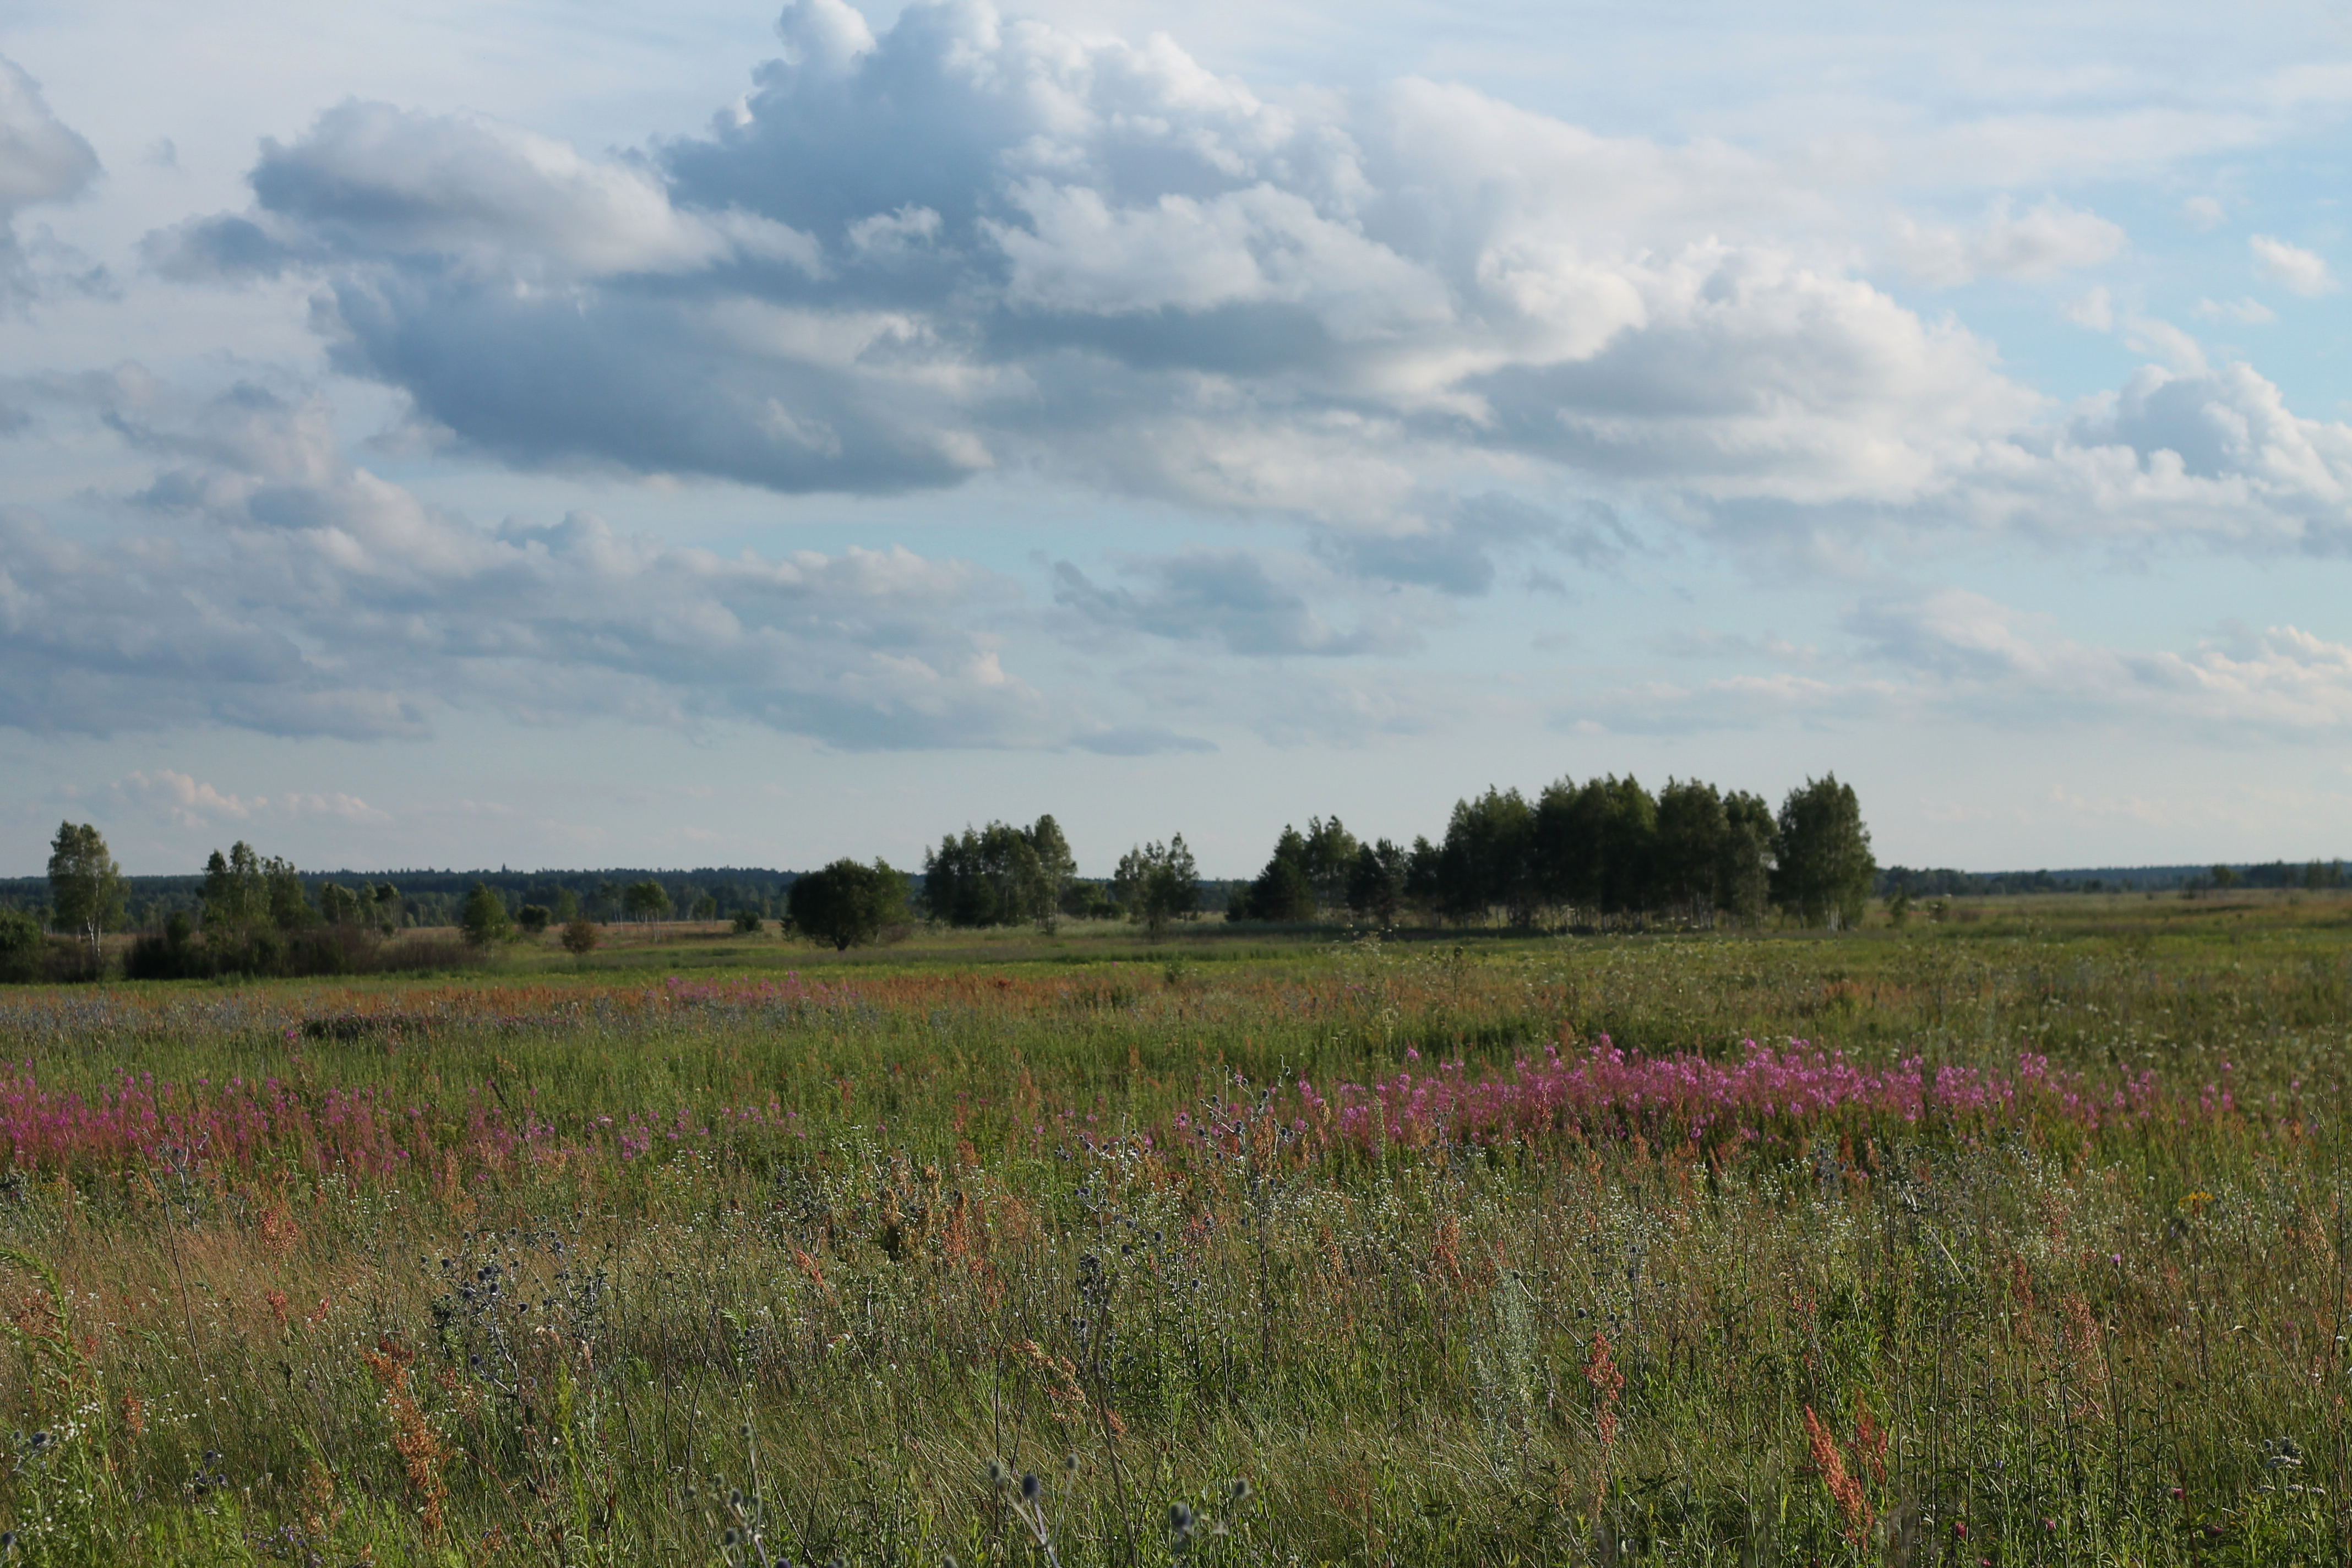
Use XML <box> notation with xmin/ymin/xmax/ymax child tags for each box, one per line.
<box><xmin>0</xmin><ymin>894</ymin><xmax>2347</xmax><ymax>1564</ymax></box>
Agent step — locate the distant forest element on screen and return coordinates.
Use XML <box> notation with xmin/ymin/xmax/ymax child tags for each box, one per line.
<box><xmin>1</xmin><ymin>856</ymin><xmax>2341</xmax><ymax>933</ymax></box>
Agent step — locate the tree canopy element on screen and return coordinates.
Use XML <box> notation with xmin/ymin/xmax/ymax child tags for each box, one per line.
<box><xmin>788</xmin><ymin>859</ymin><xmax>910</xmax><ymax>951</ymax></box>
<box><xmin>47</xmin><ymin>821</ymin><xmax>124</xmax><ymax>964</ymax></box>
<box><xmin>1112</xmin><ymin>836</ymin><xmax>1199</xmax><ymax>938</ymax></box>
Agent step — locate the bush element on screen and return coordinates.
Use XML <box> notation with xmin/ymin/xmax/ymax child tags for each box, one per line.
<box><xmin>731</xmin><ymin>908</ymin><xmax>764</xmax><ymax>935</ymax></box>
<box><xmin>122</xmin><ymin>922</ymin><xmax>481</xmax><ymax>981</ymax></box>
<box><xmin>0</xmin><ymin>910</ymin><xmax>46</xmax><ymax>983</ymax></box>
<box><xmin>560</xmin><ymin>918</ymin><xmax>600</xmax><ymax>957</ymax></box>
<box><xmin>518</xmin><ymin>904</ymin><xmax>552</xmax><ymax>934</ymax></box>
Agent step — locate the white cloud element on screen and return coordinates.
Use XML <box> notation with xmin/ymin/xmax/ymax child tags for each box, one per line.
<box><xmin>140</xmin><ymin>0</ymin><xmax>2034</xmax><ymax>526</ymax></box>
<box><xmin>2117</xmin><ymin>315</ymin><xmax>2206</xmax><ymax>373</ymax></box>
<box><xmin>2181</xmin><ymin>194</ymin><xmax>2226</xmax><ymax>231</ymax></box>
<box><xmin>2062</xmin><ymin>285</ymin><xmax>2113</xmax><ymax>330</ymax></box>
<box><xmin>2250</xmin><ymin>233</ymin><xmax>2334</xmax><ymax>296</ymax></box>
<box><xmin>117</xmin><ymin>770</ymin><xmax>263</xmax><ymax>828</ymax></box>
<box><xmin>1569</xmin><ymin>588</ymin><xmax>2352</xmax><ymax>741</ymax></box>
<box><xmin>1891</xmin><ymin>196</ymin><xmax>2126</xmax><ymax>287</ymax></box>
<box><xmin>0</xmin><ymin>371</ymin><xmax>1186</xmax><ymax>753</ymax></box>
<box><xmin>2193</xmin><ymin>295</ymin><xmax>2276</xmax><ymax>325</ymax></box>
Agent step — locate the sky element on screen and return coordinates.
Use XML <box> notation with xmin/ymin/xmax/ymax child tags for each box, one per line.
<box><xmin>2</xmin><ymin>0</ymin><xmax>2350</xmax><ymax>878</ymax></box>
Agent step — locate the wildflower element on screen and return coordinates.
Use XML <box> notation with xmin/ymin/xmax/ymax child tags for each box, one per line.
<box><xmin>1229</xmin><ymin>1478</ymin><xmax>1251</xmax><ymax>1502</ymax></box>
<box><xmin>987</xmin><ymin>1458</ymin><xmax>1007</xmax><ymax>1489</ymax></box>
<box><xmin>1169</xmin><ymin>1501</ymin><xmax>1194</xmax><ymax>1533</ymax></box>
<box><xmin>1801</xmin><ymin>1406</ymin><xmax>1871</xmax><ymax>1542</ymax></box>
<box><xmin>1020</xmin><ymin>1472</ymin><xmax>1041</xmax><ymax>1502</ymax></box>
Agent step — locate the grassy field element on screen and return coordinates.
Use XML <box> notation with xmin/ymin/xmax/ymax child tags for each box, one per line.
<box><xmin>1</xmin><ymin>891</ymin><xmax>2348</xmax><ymax>1564</ymax></box>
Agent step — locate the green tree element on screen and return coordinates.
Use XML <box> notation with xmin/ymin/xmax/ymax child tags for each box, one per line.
<box><xmin>518</xmin><ymin>904</ymin><xmax>553</xmax><ymax>934</ymax></box>
<box><xmin>460</xmin><ymin>882</ymin><xmax>512</xmax><ymax>948</ymax></box>
<box><xmin>922</xmin><ymin>816</ymin><xmax>1075</xmax><ymax>931</ymax></box>
<box><xmin>1771</xmin><ymin>775</ymin><xmax>1876</xmax><ymax>930</ymax></box>
<box><xmin>202</xmin><ymin>842</ymin><xmax>268</xmax><ymax>934</ymax></box>
<box><xmin>623</xmin><ymin>879</ymin><xmax>673</xmax><ymax>923</ymax></box>
<box><xmin>1434</xmin><ymin>788</ymin><xmax>1536</xmax><ymax>924</ymax></box>
<box><xmin>1344</xmin><ymin>838</ymin><xmax>1409</xmax><ymax>926</ymax></box>
<box><xmin>552</xmin><ymin>887</ymin><xmax>580</xmax><ymax>923</ymax></box>
<box><xmin>1026</xmin><ymin>814</ymin><xmax>1078</xmax><ymax>932</ymax></box>
<box><xmin>1716</xmin><ymin>792</ymin><xmax>1774</xmax><ymax>925</ymax></box>
<box><xmin>264</xmin><ymin>855</ymin><xmax>315</xmax><ymax>931</ymax></box>
<box><xmin>0</xmin><ymin>909</ymin><xmax>47</xmax><ymax>983</ymax></box>
<box><xmin>318</xmin><ymin>882</ymin><xmax>364</xmax><ymax>927</ymax></box>
<box><xmin>47</xmin><ymin>821</ymin><xmax>124</xmax><ymax>967</ymax></box>
<box><xmin>1299</xmin><ymin>816</ymin><xmax>1360</xmax><ymax>910</ymax></box>
<box><xmin>1651</xmin><ymin>779</ymin><xmax>1726</xmax><ymax>918</ymax></box>
<box><xmin>371</xmin><ymin>883</ymin><xmax>404</xmax><ymax>934</ymax></box>
<box><xmin>1112</xmin><ymin>836</ymin><xmax>1199</xmax><ymax>938</ymax></box>
<box><xmin>789</xmin><ymin>859</ymin><xmax>910</xmax><ymax>951</ymax></box>
<box><xmin>1231</xmin><ymin>826</ymin><xmax>1315</xmax><ymax>923</ymax></box>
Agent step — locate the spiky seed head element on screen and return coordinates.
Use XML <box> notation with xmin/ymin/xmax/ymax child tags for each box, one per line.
<box><xmin>1021</xmin><ymin>1472</ymin><xmax>1041</xmax><ymax>1502</ymax></box>
<box><xmin>1170</xmin><ymin>1501</ymin><xmax>1194</xmax><ymax>1532</ymax></box>
<box><xmin>1230</xmin><ymin>1478</ymin><xmax>1251</xmax><ymax>1501</ymax></box>
<box><xmin>987</xmin><ymin>1458</ymin><xmax>1007</xmax><ymax>1488</ymax></box>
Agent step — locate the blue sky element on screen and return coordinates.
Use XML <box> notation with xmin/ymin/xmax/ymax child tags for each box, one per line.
<box><xmin>2</xmin><ymin>0</ymin><xmax>2349</xmax><ymax>877</ymax></box>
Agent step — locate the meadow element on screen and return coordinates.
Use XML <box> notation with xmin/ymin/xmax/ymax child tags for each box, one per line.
<box><xmin>0</xmin><ymin>892</ymin><xmax>2347</xmax><ymax>1565</ymax></box>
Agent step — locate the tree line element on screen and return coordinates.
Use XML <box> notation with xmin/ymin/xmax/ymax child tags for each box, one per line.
<box><xmin>1215</xmin><ymin>773</ymin><xmax>1875</xmax><ymax>932</ymax></box>
<box><xmin>43</xmin><ymin>767</ymin><xmax>2346</xmax><ymax>976</ymax></box>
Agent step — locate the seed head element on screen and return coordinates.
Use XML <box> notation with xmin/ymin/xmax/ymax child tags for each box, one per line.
<box><xmin>1021</xmin><ymin>1472</ymin><xmax>1041</xmax><ymax>1502</ymax></box>
<box><xmin>1169</xmin><ymin>1501</ymin><xmax>1194</xmax><ymax>1532</ymax></box>
<box><xmin>1229</xmin><ymin>1478</ymin><xmax>1251</xmax><ymax>1502</ymax></box>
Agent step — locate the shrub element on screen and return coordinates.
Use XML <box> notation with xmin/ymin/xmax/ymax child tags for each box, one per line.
<box><xmin>730</xmin><ymin>908</ymin><xmax>763</xmax><ymax>934</ymax></box>
<box><xmin>560</xmin><ymin>918</ymin><xmax>600</xmax><ymax>957</ymax></box>
<box><xmin>517</xmin><ymin>904</ymin><xmax>552</xmax><ymax>934</ymax></box>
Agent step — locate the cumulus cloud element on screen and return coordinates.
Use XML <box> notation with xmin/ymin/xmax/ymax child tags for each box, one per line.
<box><xmin>1848</xmin><ymin>588</ymin><xmax>2352</xmax><ymax>735</ymax></box>
<box><xmin>105</xmin><ymin>770</ymin><xmax>393</xmax><ymax>830</ymax></box>
<box><xmin>0</xmin><ymin>56</ymin><xmax>102</xmax><ymax>301</ymax></box>
<box><xmin>2181</xmin><ymin>195</ymin><xmax>2225</xmax><ymax>232</ymax></box>
<box><xmin>121</xmin><ymin>3</ymin><xmax>2352</xmax><ymax>579</ymax></box>
<box><xmin>2250</xmin><ymin>233</ymin><xmax>2334</xmax><ymax>296</ymax></box>
<box><xmin>1891</xmin><ymin>196</ymin><xmax>2126</xmax><ymax>287</ymax></box>
<box><xmin>0</xmin><ymin>369</ymin><xmax>1181</xmax><ymax>752</ymax></box>
<box><xmin>2194</xmin><ymin>296</ymin><xmax>2276</xmax><ymax>325</ymax></box>
<box><xmin>1052</xmin><ymin>552</ymin><xmax>1421</xmax><ymax>656</ymax></box>
<box><xmin>142</xmin><ymin>0</ymin><xmax>2046</xmax><ymax>528</ymax></box>
<box><xmin>1920</xmin><ymin>360</ymin><xmax>2352</xmax><ymax>553</ymax></box>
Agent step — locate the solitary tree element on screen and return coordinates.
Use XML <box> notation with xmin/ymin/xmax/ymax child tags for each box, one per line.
<box><xmin>789</xmin><ymin>859</ymin><xmax>909</xmax><ymax>951</ymax></box>
<box><xmin>460</xmin><ymin>882</ymin><xmax>512</xmax><ymax>948</ymax></box>
<box><xmin>1771</xmin><ymin>775</ymin><xmax>1876</xmax><ymax>929</ymax></box>
<box><xmin>47</xmin><ymin>821</ymin><xmax>124</xmax><ymax>967</ymax></box>
<box><xmin>623</xmin><ymin>880</ymin><xmax>673</xmax><ymax>924</ymax></box>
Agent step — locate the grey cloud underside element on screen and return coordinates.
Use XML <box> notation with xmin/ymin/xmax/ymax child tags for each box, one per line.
<box><xmin>1</xmin><ymin>373</ymin><xmax>1203</xmax><ymax>752</ymax></box>
<box><xmin>0</xmin><ymin>56</ymin><xmax>103</xmax><ymax>303</ymax></box>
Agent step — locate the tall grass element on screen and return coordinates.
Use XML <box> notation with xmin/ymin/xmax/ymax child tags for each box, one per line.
<box><xmin>0</xmin><ymin>911</ymin><xmax>2345</xmax><ymax>1563</ymax></box>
